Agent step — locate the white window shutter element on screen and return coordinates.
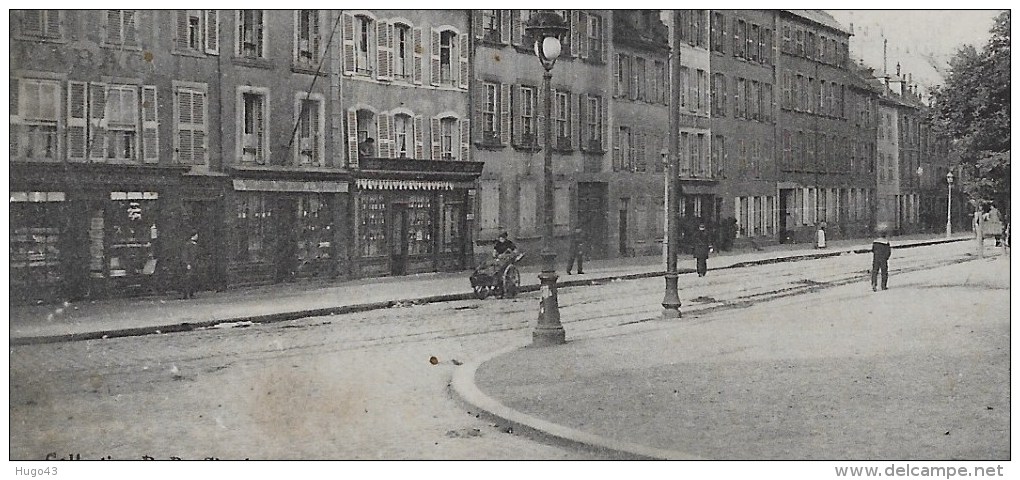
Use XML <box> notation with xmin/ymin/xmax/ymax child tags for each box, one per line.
<box><xmin>412</xmin><ymin>27</ymin><xmax>424</xmax><ymax>85</ymax></box>
<box><xmin>499</xmin><ymin>83</ymin><xmax>511</xmax><ymax>146</ymax></box>
<box><xmin>67</xmin><ymin>81</ymin><xmax>87</xmax><ymax>161</ymax></box>
<box><xmin>499</xmin><ymin>10</ymin><xmax>511</xmax><ymax>44</ymax></box>
<box><xmin>430</xmin><ymin>117</ymin><xmax>442</xmax><ymax>160</ymax></box>
<box><xmin>429</xmin><ymin>29</ymin><xmax>441</xmax><ymax>87</ymax></box>
<box><xmin>204</xmin><ymin>10</ymin><xmax>219</xmax><ymax>55</ymax></box>
<box><xmin>460</xmin><ymin>118</ymin><xmax>470</xmax><ymax>161</ymax></box>
<box><xmin>458</xmin><ymin>34</ymin><xmax>469</xmax><ymax>90</ymax></box>
<box><xmin>142</xmin><ymin>86</ymin><xmax>159</xmax><ymax>163</ymax></box>
<box><xmin>413</xmin><ymin>114</ymin><xmax>425</xmax><ymax>159</ymax></box>
<box><xmin>377</xmin><ymin>113</ymin><xmax>392</xmax><ymax>158</ymax></box>
<box><xmin>89</xmin><ymin>82</ymin><xmax>107</xmax><ymax>160</ymax></box>
<box><xmin>342</xmin><ymin>13</ymin><xmax>356</xmax><ymax>75</ymax></box>
<box><xmin>175</xmin><ymin>10</ymin><xmax>189</xmax><ymax>51</ymax></box>
<box><xmin>346</xmin><ymin>108</ymin><xmax>359</xmax><ymax>168</ymax></box>
<box><xmin>176</xmin><ymin>89</ymin><xmax>192</xmax><ymax>164</ymax></box>
<box><xmin>386</xmin><ymin>114</ymin><xmax>396</xmax><ymax>158</ymax></box>
<box><xmin>376</xmin><ymin>21</ymin><xmax>391</xmax><ymax>81</ymax></box>
<box><xmin>194</xmin><ymin>91</ymin><xmax>207</xmax><ymax>165</ymax></box>
<box><xmin>10</xmin><ymin>77</ymin><xmax>19</xmax><ymax>119</ymax></box>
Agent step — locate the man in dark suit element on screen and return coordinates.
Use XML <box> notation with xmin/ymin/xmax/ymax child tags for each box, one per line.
<box><xmin>692</xmin><ymin>223</ymin><xmax>711</xmax><ymax>277</ymax></box>
<box><xmin>871</xmin><ymin>227</ymin><xmax>891</xmax><ymax>291</ymax></box>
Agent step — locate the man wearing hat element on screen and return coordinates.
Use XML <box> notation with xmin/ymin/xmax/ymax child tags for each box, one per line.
<box><xmin>692</xmin><ymin>223</ymin><xmax>712</xmax><ymax>277</ymax></box>
<box><xmin>871</xmin><ymin>224</ymin><xmax>892</xmax><ymax>291</ymax></box>
<box><xmin>566</xmin><ymin>227</ymin><xmax>585</xmax><ymax>275</ymax></box>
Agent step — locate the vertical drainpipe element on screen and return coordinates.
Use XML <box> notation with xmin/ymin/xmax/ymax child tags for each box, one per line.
<box><xmin>465</xmin><ymin>9</ymin><xmax>477</xmax><ymax>269</ymax></box>
<box><xmin>329</xmin><ymin>9</ymin><xmax>352</xmax><ymax>277</ymax></box>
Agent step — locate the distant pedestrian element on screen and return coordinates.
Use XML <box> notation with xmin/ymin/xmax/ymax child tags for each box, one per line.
<box><xmin>871</xmin><ymin>227</ymin><xmax>891</xmax><ymax>292</ymax></box>
<box><xmin>181</xmin><ymin>232</ymin><xmax>200</xmax><ymax>299</ymax></box>
<box><xmin>566</xmin><ymin>228</ymin><xmax>585</xmax><ymax>275</ymax></box>
<box><xmin>816</xmin><ymin>222</ymin><xmax>827</xmax><ymax>249</ymax></box>
<box><xmin>692</xmin><ymin>223</ymin><xmax>711</xmax><ymax>277</ymax></box>
<box><xmin>983</xmin><ymin>203</ymin><xmax>1003</xmax><ymax>246</ymax></box>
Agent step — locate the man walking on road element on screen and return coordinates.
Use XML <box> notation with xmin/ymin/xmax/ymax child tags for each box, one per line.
<box><xmin>871</xmin><ymin>227</ymin><xmax>891</xmax><ymax>291</ymax></box>
<box><xmin>566</xmin><ymin>228</ymin><xmax>585</xmax><ymax>275</ymax></box>
<box><xmin>692</xmin><ymin>223</ymin><xmax>711</xmax><ymax>277</ymax></box>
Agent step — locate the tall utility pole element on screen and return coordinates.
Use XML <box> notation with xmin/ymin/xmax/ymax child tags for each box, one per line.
<box><xmin>661</xmin><ymin>10</ymin><xmax>681</xmax><ymax>319</ymax></box>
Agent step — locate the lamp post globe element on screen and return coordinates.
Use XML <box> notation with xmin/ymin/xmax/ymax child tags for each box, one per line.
<box><xmin>526</xmin><ymin>11</ymin><xmax>568</xmax><ymax>347</ymax></box>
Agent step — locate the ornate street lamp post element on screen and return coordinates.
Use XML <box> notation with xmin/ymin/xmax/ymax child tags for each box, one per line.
<box><xmin>946</xmin><ymin>171</ymin><xmax>954</xmax><ymax>238</ymax></box>
<box><xmin>662</xmin><ymin>12</ymin><xmax>682</xmax><ymax>319</ymax></box>
<box><xmin>526</xmin><ymin>12</ymin><xmax>568</xmax><ymax>347</ymax></box>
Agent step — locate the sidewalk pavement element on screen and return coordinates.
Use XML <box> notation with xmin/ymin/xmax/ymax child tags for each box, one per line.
<box><xmin>458</xmin><ymin>243</ymin><xmax>1010</xmax><ymax>460</ymax></box>
<box><xmin>9</xmin><ymin>232</ymin><xmax>973</xmax><ymax>345</ymax></box>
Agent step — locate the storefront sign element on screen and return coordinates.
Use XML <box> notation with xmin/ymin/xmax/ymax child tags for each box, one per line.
<box><xmin>10</xmin><ymin>191</ymin><xmax>66</xmax><ymax>202</ymax></box>
<box><xmin>232</xmin><ymin>180</ymin><xmax>349</xmax><ymax>193</ymax></box>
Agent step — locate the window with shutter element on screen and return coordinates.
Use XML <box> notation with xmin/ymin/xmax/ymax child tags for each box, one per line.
<box><xmin>105</xmin><ymin>86</ymin><xmax>139</xmax><ymax>161</ymax></box>
<box><xmin>297</xmin><ymin>97</ymin><xmax>323</xmax><ymax>165</ymax></box>
<box><xmin>89</xmin><ymin>83</ymin><xmax>108</xmax><ymax>160</ymax></box>
<box><xmin>67</xmin><ymin>81</ymin><xmax>88</xmax><ymax>161</ymax></box>
<box><xmin>141</xmin><ymin>86</ymin><xmax>159</xmax><ymax>163</ymax></box>
<box><xmin>11</xmin><ymin>78</ymin><xmax>60</xmax><ymax>161</ymax></box>
<box><xmin>176</xmin><ymin>86</ymin><xmax>208</xmax><ymax>165</ymax></box>
<box><xmin>238</xmin><ymin>10</ymin><xmax>265</xmax><ymax>58</ymax></box>
<box><xmin>105</xmin><ymin>10</ymin><xmax>138</xmax><ymax>47</ymax></box>
<box><xmin>296</xmin><ymin>10</ymin><xmax>319</xmax><ymax>66</ymax></box>
<box><xmin>205</xmin><ymin>10</ymin><xmax>219</xmax><ymax>54</ymax></box>
<box><xmin>239</xmin><ymin>89</ymin><xmax>267</xmax><ymax>164</ymax></box>
<box><xmin>393</xmin><ymin>23</ymin><xmax>413</xmax><ymax>82</ymax></box>
<box><xmin>19</xmin><ymin>10</ymin><xmax>61</xmax><ymax>39</ymax></box>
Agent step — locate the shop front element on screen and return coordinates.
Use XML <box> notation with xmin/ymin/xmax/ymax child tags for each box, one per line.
<box><xmin>10</xmin><ymin>163</ymin><xmax>190</xmax><ymax>305</ymax></box>
<box><xmin>228</xmin><ymin>177</ymin><xmax>350</xmax><ymax>287</ymax></box>
<box><xmin>353</xmin><ymin>158</ymin><xmax>483</xmax><ymax>278</ymax></box>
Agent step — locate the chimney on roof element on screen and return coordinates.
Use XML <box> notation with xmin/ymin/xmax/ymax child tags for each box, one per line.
<box><xmin>896</xmin><ymin>62</ymin><xmax>901</xmax><ymax>77</ymax></box>
<box><xmin>883</xmin><ymin>39</ymin><xmax>888</xmax><ymax>75</ymax></box>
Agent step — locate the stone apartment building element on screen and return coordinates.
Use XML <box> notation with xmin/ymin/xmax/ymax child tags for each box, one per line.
<box><xmin>469</xmin><ymin>10</ymin><xmax>613</xmax><ymax>259</ymax></box>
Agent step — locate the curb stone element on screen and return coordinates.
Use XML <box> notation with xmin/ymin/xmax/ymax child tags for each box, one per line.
<box><xmin>449</xmin><ymin>343</ymin><xmax>703</xmax><ymax>460</ymax></box>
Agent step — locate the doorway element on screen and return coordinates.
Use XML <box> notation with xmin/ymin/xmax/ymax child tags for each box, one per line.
<box><xmin>618</xmin><ymin>198</ymin><xmax>629</xmax><ymax>256</ymax></box>
<box><xmin>390</xmin><ymin>204</ymin><xmax>409</xmax><ymax>276</ymax></box>
<box><xmin>182</xmin><ymin>199</ymin><xmax>222</xmax><ymax>291</ymax></box>
<box><xmin>577</xmin><ymin>182</ymin><xmax>607</xmax><ymax>258</ymax></box>
<box><xmin>274</xmin><ymin>197</ymin><xmax>298</xmax><ymax>281</ymax></box>
<box><xmin>779</xmin><ymin>189</ymin><xmax>795</xmax><ymax>243</ymax></box>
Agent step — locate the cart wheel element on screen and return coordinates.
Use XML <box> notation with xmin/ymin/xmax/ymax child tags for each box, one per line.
<box><xmin>473</xmin><ymin>285</ymin><xmax>489</xmax><ymax>300</ymax></box>
<box><xmin>502</xmin><ymin>265</ymin><xmax>520</xmax><ymax>298</ymax></box>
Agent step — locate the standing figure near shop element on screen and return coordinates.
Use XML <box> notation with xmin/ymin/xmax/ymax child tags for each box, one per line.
<box><xmin>871</xmin><ymin>227</ymin><xmax>891</xmax><ymax>292</ymax></box>
<box><xmin>692</xmin><ymin>223</ymin><xmax>712</xmax><ymax>277</ymax></box>
<box><xmin>566</xmin><ymin>227</ymin><xmax>585</xmax><ymax>275</ymax></box>
<box><xmin>181</xmin><ymin>232</ymin><xmax>200</xmax><ymax>299</ymax></box>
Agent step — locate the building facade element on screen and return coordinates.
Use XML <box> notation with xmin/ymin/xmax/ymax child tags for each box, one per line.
<box><xmin>341</xmin><ymin>10</ymin><xmax>481</xmax><ymax>277</ymax></box>
<box><xmin>470</xmin><ymin>10</ymin><xmax>613</xmax><ymax>260</ymax></box>
<box><xmin>609</xmin><ymin>10</ymin><xmax>671</xmax><ymax>257</ymax></box>
<box><xmin>773</xmin><ymin>10</ymin><xmax>875</xmax><ymax>244</ymax></box>
<box><xmin>708</xmin><ymin>9</ymin><xmax>777</xmax><ymax>246</ymax></box>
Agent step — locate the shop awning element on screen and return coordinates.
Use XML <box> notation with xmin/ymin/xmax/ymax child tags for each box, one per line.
<box><xmin>356</xmin><ymin>179</ymin><xmax>456</xmax><ymax>191</ymax></box>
